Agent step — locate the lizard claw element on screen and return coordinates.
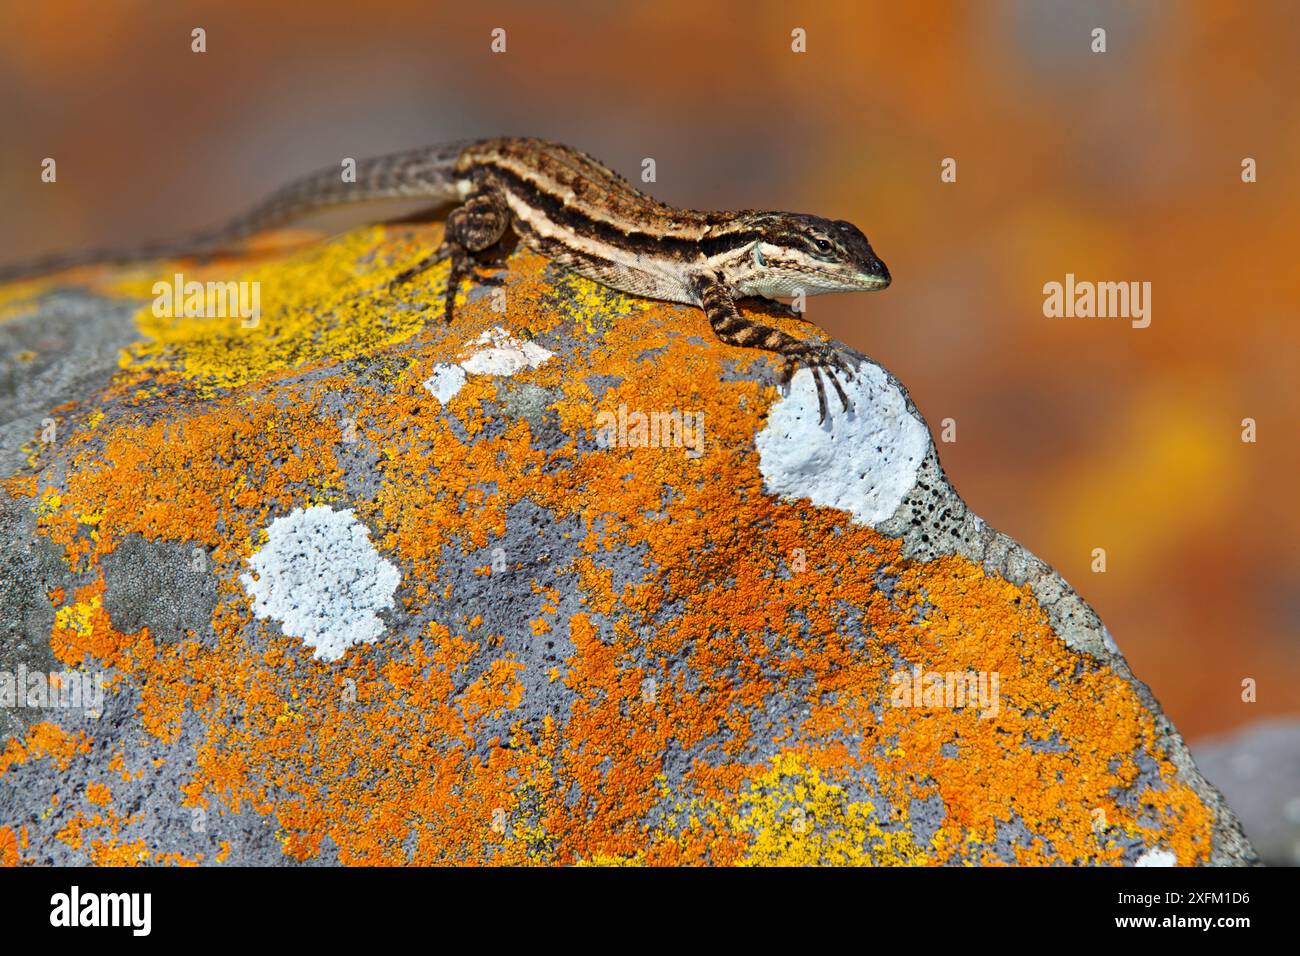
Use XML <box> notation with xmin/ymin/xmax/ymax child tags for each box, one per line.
<box><xmin>390</xmin><ymin>245</ymin><xmax>452</xmax><ymax>291</ymax></box>
<box><xmin>389</xmin><ymin>269</ymin><xmax>419</xmax><ymax>290</ymax></box>
<box><xmin>785</xmin><ymin>343</ymin><xmax>854</xmax><ymax>425</ymax></box>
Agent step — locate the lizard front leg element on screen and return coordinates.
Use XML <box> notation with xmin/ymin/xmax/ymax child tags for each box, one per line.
<box><xmin>694</xmin><ymin>274</ymin><xmax>852</xmax><ymax>424</ymax></box>
<box><xmin>392</xmin><ymin>186</ymin><xmax>511</xmax><ymax>321</ymax></box>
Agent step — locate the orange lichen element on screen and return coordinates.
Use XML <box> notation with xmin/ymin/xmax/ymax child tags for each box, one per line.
<box><xmin>51</xmin><ymin>580</ymin><xmax>147</xmax><ymax>672</ymax></box>
<box><xmin>50</xmin><ymin>784</ymin><xmax>203</xmax><ymax>867</ymax></box>
<box><xmin>0</xmin><ymin>826</ymin><xmax>18</xmax><ymax>866</ymax></box>
<box><xmin>0</xmin><ymin>723</ymin><xmax>91</xmax><ymax>775</ymax></box>
<box><xmin>0</xmin><ymin>225</ymin><xmax>1217</xmax><ymax>865</ymax></box>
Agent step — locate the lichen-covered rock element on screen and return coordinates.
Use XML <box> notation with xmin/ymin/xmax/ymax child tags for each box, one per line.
<box><xmin>0</xmin><ymin>224</ymin><xmax>1255</xmax><ymax>865</ymax></box>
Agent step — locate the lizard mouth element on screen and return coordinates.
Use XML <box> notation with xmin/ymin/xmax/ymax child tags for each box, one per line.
<box><xmin>856</xmin><ymin>273</ymin><xmax>891</xmax><ymax>290</ymax></box>
<box><xmin>857</xmin><ymin>253</ymin><xmax>891</xmax><ymax>290</ymax></box>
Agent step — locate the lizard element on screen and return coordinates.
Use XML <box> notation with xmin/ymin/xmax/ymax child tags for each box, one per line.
<box><xmin>0</xmin><ymin>137</ymin><xmax>891</xmax><ymax>422</ymax></box>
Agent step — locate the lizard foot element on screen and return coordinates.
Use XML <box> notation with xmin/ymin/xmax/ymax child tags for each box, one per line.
<box><xmin>780</xmin><ymin>343</ymin><xmax>855</xmax><ymax>425</ymax></box>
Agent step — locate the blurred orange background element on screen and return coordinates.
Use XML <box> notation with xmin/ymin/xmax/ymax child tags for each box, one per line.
<box><xmin>0</xmin><ymin>0</ymin><xmax>1296</xmax><ymax>742</ymax></box>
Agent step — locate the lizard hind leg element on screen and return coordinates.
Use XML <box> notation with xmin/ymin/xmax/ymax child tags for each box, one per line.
<box><xmin>696</xmin><ymin>274</ymin><xmax>853</xmax><ymax>425</ymax></box>
<box><xmin>440</xmin><ymin>187</ymin><xmax>513</xmax><ymax>321</ymax></box>
<box><xmin>392</xmin><ymin>186</ymin><xmax>513</xmax><ymax>321</ymax></box>
<box><xmin>450</xmin><ymin>186</ymin><xmax>512</xmax><ymax>254</ymax></box>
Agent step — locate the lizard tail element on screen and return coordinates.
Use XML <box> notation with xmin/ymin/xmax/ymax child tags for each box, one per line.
<box><xmin>0</xmin><ymin>141</ymin><xmax>473</xmax><ymax>283</ymax></box>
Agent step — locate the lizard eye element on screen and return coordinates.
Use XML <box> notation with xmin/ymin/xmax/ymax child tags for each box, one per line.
<box><xmin>813</xmin><ymin>238</ymin><xmax>833</xmax><ymax>254</ymax></box>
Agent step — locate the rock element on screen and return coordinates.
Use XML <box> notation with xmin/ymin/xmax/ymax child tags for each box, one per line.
<box><xmin>1192</xmin><ymin>719</ymin><xmax>1300</xmax><ymax>867</ymax></box>
<box><xmin>0</xmin><ymin>224</ymin><xmax>1256</xmax><ymax>865</ymax></box>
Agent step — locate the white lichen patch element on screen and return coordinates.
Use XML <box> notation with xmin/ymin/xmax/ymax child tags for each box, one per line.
<box><xmin>460</xmin><ymin>326</ymin><xmax>554</xmax><ymax>376</ymax></box>
<box><xmin>1134</xmin><ymin>848</ymin><xmax>1178</xmax><ymax>867</ymax></box>
<box><xmin>422</xmin><ymin>363</ymin><xmax>467</xmax><ymax>402</ymax></box>
<box><xmin>756</xmin><ymin>362</ymin><xmax>930</xmax><ymax>526</ymax></box>
<box><xmin>240</xmin><ymin>506</ymin><xmax>400</xmax><ymax>662</ymax></box>
<box><xmin>422</xmin><ymin>326</ymin><xmax>553</xmax><ymax>401</ymax></box>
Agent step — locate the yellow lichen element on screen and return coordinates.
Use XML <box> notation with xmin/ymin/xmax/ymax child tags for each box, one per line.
<box><xmin>732</xmin><ymin>753</ymin><xmax>928</xmax><ymax>866</ymax></box>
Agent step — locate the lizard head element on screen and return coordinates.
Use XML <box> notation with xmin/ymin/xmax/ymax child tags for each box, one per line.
<box><xmin>730</xmin><ymin>212</ymin><xmax>891</xmax><ymax>298</ymax></box>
